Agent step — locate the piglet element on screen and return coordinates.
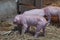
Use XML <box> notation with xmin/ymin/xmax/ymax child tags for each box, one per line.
<box><xmin>23</xmin><ymin>9</ymin><xmax>50</xmax><ymax>25</ymax></box>
<box><xmin>23</xmin><ymin>6</ymin><xmax>60</xmax><ymax>24</ymax></box>
<box><xmin>13</xmin><ymin>14</ymin><xmax>48</xmax><ymax>38</ymax></box>
<box><xmin>44</xmin><ymin>6</ymin><xmax>60</xmax><ymax>23</ymax></box>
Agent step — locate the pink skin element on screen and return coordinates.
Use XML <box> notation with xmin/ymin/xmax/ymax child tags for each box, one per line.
<box><xmin>13</xmin><ymin>14</ymin><xmax>48</xmax><ymax>38</ymax></box>
<box><xmin>44</xmin><ymin>6</ymin><xmax>60</xmax><ymax>23</ymax></box>
<box><xmin>23</xmin><ymin>9</ymin><xmax>45</xmax><ymax>16</ymax></box>
<box><xmin>23</xmin><ymin>8</ymin><xmax>50</xmax><ymax>26</ymax></box>
<box><xmin>23</xmin><ymin>6</ymin><xmax>60</xmax><ymax>24</ymax></box>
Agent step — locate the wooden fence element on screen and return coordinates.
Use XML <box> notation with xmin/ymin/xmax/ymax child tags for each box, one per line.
<box><xmin>16</xmin><ymin>0</ymin><xmax>59</xmax><ymax>23</ymax></box>
<box><xmin>16</xmin><ymin>0</ymin><xmax>43</xmax><ymax>14</ymax></box>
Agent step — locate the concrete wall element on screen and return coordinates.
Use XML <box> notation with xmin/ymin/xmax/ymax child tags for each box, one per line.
<box><xmin>0</xmin><ymin>0</ymin><xmax>60</xmax><ymax>21</ymax></box>
<box><xmin>0</xmin><ymin>0</ymin><xmax>17</xmax><ymax>21</ymax></box>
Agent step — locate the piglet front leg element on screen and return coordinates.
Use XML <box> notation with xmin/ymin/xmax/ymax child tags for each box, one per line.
<box><xmin>42</xmin><ymin>27</ymin><xmax>46</xmax><ymax>36</ymax></box>
<box><xmin>34</xmin><ymin>25</ymin><xmax>41</xmax><ymax>38</ymax></box>
<box><xmin>21</xmin><ymin>24</ymin><xmax>28</xmax><ymax>35</ymax></box>
<box><xmin>46</xmin><ymin>13</ymin><xmax>51</xmax><ymax>26</ymax></box>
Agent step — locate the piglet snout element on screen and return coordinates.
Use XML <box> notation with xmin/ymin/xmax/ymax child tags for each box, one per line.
<box><xmin>13</xmin><ymin>19</ymin><xmax>17</xmax><ymax>24</ymax></box>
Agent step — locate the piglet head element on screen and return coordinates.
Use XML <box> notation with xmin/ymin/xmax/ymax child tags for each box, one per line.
<box><xmin>13</xmin><ymin>18</ymin><xmax>17</xmax><ymax>24</ymax></box>
<box><xmin>13</xmin><ymin>15</ymin><xmax>21</xmax><ymax>25</ymax></box>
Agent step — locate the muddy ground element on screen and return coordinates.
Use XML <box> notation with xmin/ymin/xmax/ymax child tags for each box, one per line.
<box><xmin>0</xmin><ymin>21</ymin><xmax>60</xmax><ymax>40</ymax></box>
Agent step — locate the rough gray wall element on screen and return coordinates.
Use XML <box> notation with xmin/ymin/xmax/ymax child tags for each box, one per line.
<box><xmin>0</xmin><ymin>0</ymin><xmax>17</xmax><ymax>21</ymax></box>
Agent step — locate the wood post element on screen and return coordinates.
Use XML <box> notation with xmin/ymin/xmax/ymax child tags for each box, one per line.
<box><xmin>16</xmin><ymin>0</ymin><xmax>43</xmax><ymax>14</ymax></box>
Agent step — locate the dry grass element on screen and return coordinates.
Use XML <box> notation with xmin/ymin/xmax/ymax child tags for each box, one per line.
<box><xmin>0</xmin><ymin>21</ymin><xmax>14</xmax><ymax>31</ymax></box>
<box><xmin>0</xmin><ymin>21</ymin><xmax>60</xmax><ymax>40</ymax></box>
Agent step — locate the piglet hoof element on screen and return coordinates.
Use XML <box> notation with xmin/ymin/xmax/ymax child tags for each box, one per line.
<box><xmin>42</xmin><ymin>34</ymin><xmax>45</xmax><ymax>37</ymax></box>
<box><xmin>22</xmin><ymin>33</ymin><xmax>24</xmax><ymax>35</ymax></box>
<box><xmin>21</xmin><ymin>33</ymin><xmax>24</xmax><ymax>35</ymax></box>
<box><xmin>21</xmin><ymin>32</ymin><xmax>24</xmax><ymax>35</ymax></box>
<box><xmin>47</xmin><ymin>22</ymin><xmax>50</xmax><ymax>26</ymax></box>
<box><xmin>34</xmin><ymin>35</ymin><xmax>38</xmax><ymax>38</ymax></box>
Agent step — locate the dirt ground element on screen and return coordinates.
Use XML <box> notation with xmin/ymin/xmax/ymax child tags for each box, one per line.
<box><xmin>0</xmin><ymin>21</ymin><xmax>60</xmax><ymax>40</ymax></box>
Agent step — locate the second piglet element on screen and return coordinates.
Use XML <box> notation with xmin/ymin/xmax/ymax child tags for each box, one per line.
<box><xmin>13</xmin><ymin>14</ymin><xmax>48</xmax><ymax>38</ymax></box>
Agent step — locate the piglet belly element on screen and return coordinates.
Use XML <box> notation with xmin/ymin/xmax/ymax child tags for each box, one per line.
<box><xmin>26</xmin><ymin>18</ymin><xmax>38</xmax><ymax>26</ymax></box>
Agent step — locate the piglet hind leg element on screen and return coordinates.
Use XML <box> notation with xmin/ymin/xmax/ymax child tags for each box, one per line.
<box><xmin>45</xmin><ymin>10</ymin><xmax>51</xmax><ymax>26</ymax></box>
<box><xmin>34</xmin><ymin>25</ymin><xmax>41</xmax><ymax>38</ymax></box>
<box><xmin>25</xmin><ymin>26</ymin><xmax>30</xmax><ymax>33</ymax></box>
<box><xmin>42</xmin><ymin>27</ymin><xmax>46</xmax><ymax>36</ymax></box>
<box><xmin>21</xmin><ymin>24</ymin><xmax>28</xmax><ymax>35</ymax></box>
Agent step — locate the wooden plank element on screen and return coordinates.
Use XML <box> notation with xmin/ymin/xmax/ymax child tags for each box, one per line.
<box><xmin>22</xmin><ymin>0</ymin><xmax>34</xmax><ymax>4</ymax></box>
<box><xmin>19</xmin><ymin>0</ymin><xmax>34</xmax><ymax>13</ymax></box>
<box><xmin>36</xmin><ymin>0</ymin><xmax>43</xmax><ymax>8</ymax></box>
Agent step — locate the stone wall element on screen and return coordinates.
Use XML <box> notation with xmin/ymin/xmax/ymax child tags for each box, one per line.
<box><xmin>0</xmin><ymin>0</ymin><xmax>17</xmax><ymax>21</ymax></box>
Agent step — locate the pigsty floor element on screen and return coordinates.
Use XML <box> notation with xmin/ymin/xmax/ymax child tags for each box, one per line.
<box><xmin>0</xmin><ymin>21</ymin><xmax>60</xmax><ymax>40</ymax></box>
